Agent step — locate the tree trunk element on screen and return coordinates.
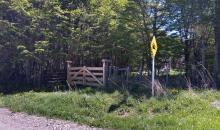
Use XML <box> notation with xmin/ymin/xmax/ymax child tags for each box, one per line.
<box><xmin>185</xmin><ymin>40</ymin><xmax>191</xmax><ymax>79</ymax></box>
<box><xmin>215</xmin><ymin>0</ymin><xmax>220</xmax><ymax>88</ymax></box>
<box><xmin>139</xmin><ymin>53</ymin><xmax>145</xmax><ymax>75</ymax></box>
<box><xmin>201</xmin><ymin>37</ymin><xmax>206</xmax><ymax>66</ymax></box>
<box><xmin>152</xmin><ymin>8</ymin><xmax>158</xmax><ymax>36</ymax></box>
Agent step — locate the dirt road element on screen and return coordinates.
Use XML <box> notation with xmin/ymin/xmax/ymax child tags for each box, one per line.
<box><xmin>0</xmin><ymin>108</ymin><xmax>103</xmax><ymax>130</ymax></box>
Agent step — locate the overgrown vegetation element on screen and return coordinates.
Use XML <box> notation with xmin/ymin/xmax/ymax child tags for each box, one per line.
<box><xmin>0</xmin><ymin>0</ymin><xmax>219</xmax><ymax>90</ymax></box>
<box><xmin>1</xmin><ymin>89</ymin><xmax>220</xmax><ymax>130</ymax></box>
<box><xmin>0</xmin><ymin>0</ymin><xmax>220</xmax><ymax>129</ymax></box>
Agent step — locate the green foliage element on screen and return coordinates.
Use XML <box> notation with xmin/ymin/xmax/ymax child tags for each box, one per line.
<box><xmin>0</xmin><ymin>0</ymin><xmax>217</xmax><ymax>89</ymax></box>
<box><xmin>158</xmin><ymin>37</ymin><xmax>183</xmax><ymax>59</ymax></box>
<box><xmin>1</xmin><ymin>90</ymin><xmax>220</xmax><ymax>130</ymax></box>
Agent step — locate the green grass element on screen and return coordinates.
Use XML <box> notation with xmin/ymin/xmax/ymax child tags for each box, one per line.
<box><xmin>1</xmin><ymin>89</ymin><xmax>220</xmax><ymax>130</ymax></box>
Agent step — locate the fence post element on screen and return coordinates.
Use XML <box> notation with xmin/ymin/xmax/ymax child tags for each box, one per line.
<box><xmin>102</xmin><ymin>59</ymin><xmax>110</xmax><ymax>86</ymax></box>
<box><xmin>114</xmin><ymin>66</ymin><xmax>119</xmax><ymax>80</ymax></box>
<box><xmin>126</xmin><ymin>66</ymin><xmax>130</xmax><ymax>81</ymax></box>
<box><xmin>109</xmin><ymin>66</ymin><xmax>112</xmax><ymax>78</ymax></box>
<box><xmin>83</xmin><ymin>66</ymin><xmax>86</xmax><ymax>85</ymax></box>
<box><xmin>66</xmin><ymin>61</ymin><xmax>72</xmax><ymax>86</ymax></box>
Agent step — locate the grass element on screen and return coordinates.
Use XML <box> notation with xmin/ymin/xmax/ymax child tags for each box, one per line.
<box><xmin>1</xmin><ymin>89</ymin><xmax>220</xmax><ymax>130</ymax></box>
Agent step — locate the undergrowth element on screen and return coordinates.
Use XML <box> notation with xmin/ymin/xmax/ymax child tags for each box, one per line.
<box><xmin>1</xmin><ymin>89</ymin><xmax>220</xmax><ymax>130</ymax></box>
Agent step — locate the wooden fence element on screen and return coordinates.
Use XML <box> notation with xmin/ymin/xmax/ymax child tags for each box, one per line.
<box><xmin>109</xmin><ymin>66</ymin><xmax>130</xmax><ymax>81</ymax></box>
<box><xmin>43</xmin><ymin>71</ymin><xmax>66</xmax><ymax>86</ymax></box>
<box><xmin>66</xmin><ymin>59</ymin><xmax>130</xmax><ymax>87</ymax></box>
<box><xmin>67</xmin><ymin>59</ymin><xmax>111</xmax><ymax>87</ymax></box>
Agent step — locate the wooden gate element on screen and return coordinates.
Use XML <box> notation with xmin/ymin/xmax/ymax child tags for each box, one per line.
<box><xmin>66</xmin><ymin>59</ymin><xmax>110</xmax><ymax>87</ymax></box>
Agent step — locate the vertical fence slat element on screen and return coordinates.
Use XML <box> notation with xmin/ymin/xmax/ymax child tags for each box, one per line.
<box><xmin>126</xmin><ymin>66</ymin><xmax>130</xmax><ymax>81</ymax></box>
<box><xmin>67</xmin><ymin>59</ymin><xmax>115</xmax><ymax>87</ymax></box>
<box><xmin>102</xmin><ymin>59</ymin><xmax>111</xmax><ymax>86</ymax></box>
<box><xmin>66</xmin><ymin>61</ymin><xmax>73</xmax><ymax>85</ymax></box>
<box><xmin>83</xmin><ymin>66</ymin><xmax>86</xmax><ymax>85</ymax></box>
<box><xmin>102</xmin><ymin>60</ymin><xmax>107</xmax><ymax>86</ymax></box>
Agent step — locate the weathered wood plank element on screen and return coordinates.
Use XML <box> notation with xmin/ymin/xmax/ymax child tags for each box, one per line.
<box><xmin>83</xmin><ymin>67</ymin><xmax>86</xmax><ymax>85</ymax></box>
<box><xmin>70</xmin><ymin>67</ymin><xmax>103</xmax><ymax>71</ymax></box>
<box><xmin>67</xmin><ymin>65</ymin><xmax>105</xmax><ymax>87</ymax></box>
<box><xmin>72</xmin><ymin>69</ymin><xmax>84</xmax><ymax>79</ymax></box>
<box><xmin>70</xmin><ymin>72</ymin><xmax>103</xmax><ymax>76</ymax></box>
<box><xmin>83</xmin><ymin>68</ymin><xmax>104</xmax><ymax>86</ymax></box>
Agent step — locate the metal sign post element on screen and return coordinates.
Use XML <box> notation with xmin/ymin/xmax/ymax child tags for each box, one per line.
<box><xmin>152</xmin><ymin>57</ymin><xmax>155</xmax><ymax>96</ymax></box>
<box><xmin>150</xmin><ymin>36</ymin><xmax>158</xmax><ymax>96</ymax></box>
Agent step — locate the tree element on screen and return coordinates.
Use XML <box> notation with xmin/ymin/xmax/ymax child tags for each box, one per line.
<box><xmin>165</xmin><ymin>0</ymin><xmax>215</xmax><ymax>87</ymax></box>
<box><xmin>0</xmin><ymin>0</ymin><xmax>217</xmax><ymax>91</ymax></box>
<box><xmin>215</xmin><ymin>0</ymin><xmax>220</xmax><ymax>87</ymax></box>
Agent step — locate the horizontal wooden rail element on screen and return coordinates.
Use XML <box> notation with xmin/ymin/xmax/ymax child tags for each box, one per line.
<box><xmin>66</xmin><ymin>59</ymin><xmax>111</xmax><ymax>87</ymax></box>
<box><xmin>70</xmin><ymin>72</ymin><xmax>103</xmax><ymax>76</ymax></box>
<box><xmin>70</xmin><ymin>67</ymin><xmax>103</xmax><ymax>71</ymax></box>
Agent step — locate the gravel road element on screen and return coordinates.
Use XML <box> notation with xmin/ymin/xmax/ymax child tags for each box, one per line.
<box><xmin>0</xmin><ymin>108</ymin><xmax>104</xmax><ymax>130</ymax></box>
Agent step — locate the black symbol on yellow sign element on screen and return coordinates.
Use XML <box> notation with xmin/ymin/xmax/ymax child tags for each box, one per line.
<box><xmin>151</xmin><ymin>36</ymin><xmax>158</xmax><ymax>58</ymax></box>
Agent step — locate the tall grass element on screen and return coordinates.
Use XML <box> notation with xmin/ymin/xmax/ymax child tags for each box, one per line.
<box><xmin>1</xmin><ymin>89</ymin><xmax>220</xmax><ymax>130</ymax></box>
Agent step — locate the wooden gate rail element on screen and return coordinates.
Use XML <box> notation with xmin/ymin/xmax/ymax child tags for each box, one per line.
<box><xmin>66</xmin><ymin>59</ymin><xmax>110</xmax><ymax>87</ymax></box>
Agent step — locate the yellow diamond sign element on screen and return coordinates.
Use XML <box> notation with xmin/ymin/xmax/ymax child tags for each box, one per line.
<box><xmin>151</xmin><ymin>36</ymin><xmax>158</xmax><ymax>58</ymax></box>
